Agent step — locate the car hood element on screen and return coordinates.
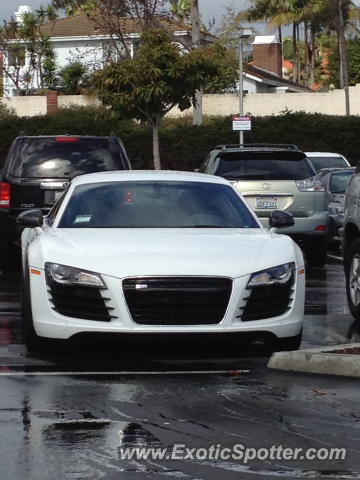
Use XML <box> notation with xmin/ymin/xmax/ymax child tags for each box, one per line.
<box><xmin>31</xmin><ymin>228</ymin><xmax>297</xmax><ymax>279</ymax></box>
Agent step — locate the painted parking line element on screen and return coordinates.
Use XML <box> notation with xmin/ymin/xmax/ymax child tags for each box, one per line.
<box><xmin>0</xmin><ymin>369</ymin><xmax>250</xmax><ymax>377</ymax></box>
<box><xmin>327</xmin><ymin>253</ymin><xmax>343</xmax><ymax>262</ymax></box>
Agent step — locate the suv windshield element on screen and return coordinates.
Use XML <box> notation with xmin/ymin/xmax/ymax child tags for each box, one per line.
<box><xmin>58</xmin><ymin>181</ymin><xmax>259</xmax><ymax>229</ymax></box>
<box><xmin>11</xmin><ymin>137</ymin><xmax>126</xmax><ymax>178</ymax></box>
<box><xmin>214</xmin><ymin>152</ymin><xmax>314</xmax><ymax>180</ymax></box>
<box><xmin>309</xmin><ymin>156</ymin><xmax>347</xmax><ymax>171</ymax></box>
<box><xmin>329</xmin><ymin>171</ymin><xmax>353</xmax><ymax>193</ymax></box>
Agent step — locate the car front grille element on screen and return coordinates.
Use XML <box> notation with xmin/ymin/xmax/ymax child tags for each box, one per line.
<box><xmin>122</xmin><ymin>277</ymin><xmax>232</xmax><ymax>325</ymax></box>
<box><xmin>240</xmin><ymin>279</ymin><xmax>295</xmax><ymax>322</ymax></box>
<box><xmin>48</xmin><ymin>284</ymin><xmax>115</xmax><ymax>321</ymax></box>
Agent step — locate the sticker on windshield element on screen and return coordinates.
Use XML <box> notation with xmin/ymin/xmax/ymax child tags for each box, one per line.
<box><xmin>74</xmin><ymin>215</ymin><xmax>92</xmax><ymax>223</ymax></box>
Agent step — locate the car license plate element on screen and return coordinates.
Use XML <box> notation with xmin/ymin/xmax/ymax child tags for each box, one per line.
<box><xmin>255</xmin><ymin>196</ymin><xmax>278</xmax><ymax>209</ymax></box>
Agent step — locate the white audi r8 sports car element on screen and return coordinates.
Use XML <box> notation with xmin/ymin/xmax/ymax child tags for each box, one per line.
<box><xmin>18</xmin><ymin>171</ymin><xmax>305</xmax><ymax>351</ymax></box>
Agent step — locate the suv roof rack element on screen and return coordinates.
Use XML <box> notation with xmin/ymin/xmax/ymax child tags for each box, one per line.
<box><xmin>214</xmin><ymin>143</ymin><xmax>301</xmax><ymax>151</ymax></box>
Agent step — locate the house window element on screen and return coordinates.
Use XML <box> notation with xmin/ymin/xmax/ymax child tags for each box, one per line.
<box><xmin>8</xmin><ymin>46</ymin><xmax>26</xmax><ymax>67</ymax></box>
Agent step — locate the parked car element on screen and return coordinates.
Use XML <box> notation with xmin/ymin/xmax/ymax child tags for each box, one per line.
<box><xmin>306</xmin><ymin>152</ymin><xmax>350</xmax><ymax>172</ymax></box>
<box><xmin>18</xmin><ymin>170</ymin><xmax>305</xmax><ymax>351</ymax></box>
<box><xmin>199</xmin><ymin>144</ymin><xmax>329</xmax><ymax>267</ymax></box>
<box><xmin>343</xmin><ymin>165</ymin><xmax>360</xmax><ymax>320</ymax></box>
<box><xmin>0</xmin><ymin>135</ymin><xmax>131</xmax><ymax>266</ymax></box>
<box><xmin>317</xmin><ymin>167</ymin><xmax>355</xmax><ymax>246</ymax></box>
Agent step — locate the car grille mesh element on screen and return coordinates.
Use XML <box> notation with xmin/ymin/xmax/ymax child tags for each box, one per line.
<box><xmin>240</xmin><ymin>279</ymin><xmax>295</xmax><ymax>322</ymax></box>
<box><xmin>48</xmin><ymin>284</ymin><xmax>114</xmax><ymax>321</ymax></box>
<box><xmin>122</xmin><ymin>277</ymin><xmax>232</xmax><ymax>325</ymax></box>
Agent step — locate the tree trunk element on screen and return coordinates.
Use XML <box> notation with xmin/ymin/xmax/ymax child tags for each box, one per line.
<box><xmin>278</xmin><ymin>26</ymin><xmax>283</xmax><ymax>77</ymax></box>
<box><xmin>338</xmin><ymin>0</ymin><xmax>350</xmax><ymax>115</ymax></box>
<box><xmin>309</xmin><ymin>29</ymin><xmax>316</xmax><ymax>88</ymax></box>
<box><xmin>292</xmin><ymin>23</ymin><xmax>297</xmax><ymax>82</ymax></box>
<box><xmin>304</xmin><ymin>21</ymin><xmax>309</xmax><ymax>86</ymax></box>
<box><xmin>191</xmin><ymin>0</ymin><xmax>202</xmax><ymax>126</ymax></box>
<box><xmin>296</xmin><ymin>23</ymin><xmax>301</xmax><ymax>84</ymax></box>
<box><xmin>152</xmin><ymin>119</ymin><xmax>161</xmax><ymax>170</ymax></box>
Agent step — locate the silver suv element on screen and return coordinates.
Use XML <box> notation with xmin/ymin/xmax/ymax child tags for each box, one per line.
<box><xmin>200</xmin><ymin>144</ymin><xmax>329</xmax><ymax>267</ymax></box>
<box><xmin>343</xmin><ymin>166</ymin><xmax>360</xmax><ymax>319</ymax></box>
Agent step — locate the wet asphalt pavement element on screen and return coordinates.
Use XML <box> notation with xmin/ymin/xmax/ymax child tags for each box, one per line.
<box><xmin>0</xmin><ymin>254</ymin><xmax>360</xmax><ymax>480</ymax></box>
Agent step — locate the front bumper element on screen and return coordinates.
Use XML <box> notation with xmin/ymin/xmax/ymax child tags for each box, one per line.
<box><xmin>29</xmin><ymin>269</ymin><xmax>305</xmax><ymax>341</ymax></box>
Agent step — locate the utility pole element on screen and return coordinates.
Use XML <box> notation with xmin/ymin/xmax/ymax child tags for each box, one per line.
<box><xmin>239</xmin><ymin>36</ymin><xmax>244</xmax><ymax>145</ymax></box>
<box><xmin>238</xmin><ymin>29</ymin><xmax>252</xmax><ymax>145</ymax></box>
<box><xmin>338</xmin><ymin>0</ymin><xmax>350</xmax><ymax>115</ymax></box>
<box><xmin>191</xmin><ymin>0</ymin><xmax>202</xmax><ymax>125</ymax></box>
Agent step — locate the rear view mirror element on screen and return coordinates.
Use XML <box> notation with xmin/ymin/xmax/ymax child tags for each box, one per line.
<box><xmin>17</xmin><ymin>209</ymin><xmax>44</xmax><ymax>228</ymax></box>
<box><xmin>269</xmin><ymin>210</ymin><xmax>294</xmax><ymax>229</ymax></box>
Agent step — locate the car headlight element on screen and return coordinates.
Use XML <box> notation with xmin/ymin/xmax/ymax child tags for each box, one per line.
<box><xmin>247</xmin><ymin>263</ymin><xmax>294</xmax><ymax>288</ymax></box>
<box><xmin>45</xmin><ymin>263</ymin><xmax>106</xmax><ymax>288</ymax></box>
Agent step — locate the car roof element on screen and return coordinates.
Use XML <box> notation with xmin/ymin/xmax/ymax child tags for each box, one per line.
<box><xmin>70</xmin><ymin>170</ymin><xmax>230</xmax><ymax>187</ymax></box>
<box><xmin>305</xmin><ymin>152</ymin><xmax>345</xmax><ymax>158</ymax></box>
<box><xmin>16</xmin><ymin>135</ymin><xmax>118</xmax><ymax>140</ymax></box>
<box><xmin>213</xmin><ymin>143</ymin><xmax>302</xmax><ymax>153</ymax></box>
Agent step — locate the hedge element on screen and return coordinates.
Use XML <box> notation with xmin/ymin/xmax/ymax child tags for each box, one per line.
<box><xmin>0</xmin><ymin>106</ymin><xmax>359</xmax><ymax>170</ymax></box>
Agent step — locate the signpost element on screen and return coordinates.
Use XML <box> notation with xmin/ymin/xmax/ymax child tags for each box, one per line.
<box><xmin>232</xmin><ymin>115</ymin><xmax>252</xmax><ymax>132</ymax></box>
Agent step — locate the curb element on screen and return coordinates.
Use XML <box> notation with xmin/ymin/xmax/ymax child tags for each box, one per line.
<box><xmin>268</xmin><ymin>342</ymin><xmax>360</xmax><ymax>378</ymax></box>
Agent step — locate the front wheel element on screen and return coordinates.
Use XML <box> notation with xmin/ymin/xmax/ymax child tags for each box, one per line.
<box><xmin>345</xmin><ymin>238</ymin><xmax>360</xmax><ymax>321</ymax></box>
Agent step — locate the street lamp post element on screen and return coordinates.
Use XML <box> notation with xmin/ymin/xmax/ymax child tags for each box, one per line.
<box><xmin>239</xmin><ymin>29</ymin><xmax>252</xmax><ymax>145</ymax></box>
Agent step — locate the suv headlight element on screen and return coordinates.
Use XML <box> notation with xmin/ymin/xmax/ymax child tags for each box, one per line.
<box><xmin>247</xmin><ymin>263</ymin><xmax>294</xmax><ymax>288</ymax></box>
<box><xmin>45</xmin><ymin>263</ymin><xmax>106</xmax><ymax>288</ymax></box>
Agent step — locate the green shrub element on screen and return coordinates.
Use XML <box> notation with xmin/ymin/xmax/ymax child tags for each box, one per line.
<box><xmin>0</xmin><ymin>108</ymin><xmax>360</xmax><ymax>169</ymax></box>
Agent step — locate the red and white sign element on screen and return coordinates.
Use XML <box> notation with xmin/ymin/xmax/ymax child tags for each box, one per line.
<box><xmin>232</xmin><ymin>115</ymin><xmax>251</xmax><ymax>131</ymax></box>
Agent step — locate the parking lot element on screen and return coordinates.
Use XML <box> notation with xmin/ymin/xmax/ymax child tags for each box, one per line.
<box><xmin>0</xmin><ymin>256</ymin><xmax>360</xmax><ymax>480</ymax></box>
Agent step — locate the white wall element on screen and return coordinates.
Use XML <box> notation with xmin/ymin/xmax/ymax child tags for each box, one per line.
<box><xmin>2</xmin><ymin>84</ymin><xmax>360</xmax><ymax>117</ymax></box>
<box><xmin>2</xmin><ymin>96</ymin><xmax>47</xmax><ymax>116</ymax></box>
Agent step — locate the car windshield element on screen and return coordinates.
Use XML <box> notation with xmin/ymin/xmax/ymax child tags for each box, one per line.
<box><xmin>12</xmin><ymin>137</ymin><xmax>125</xmax><ymax>178</ymax></box>
<box><xmin>214</xmin><ymin>152</ymin><xmax>314</xmax><ymax>180</ymax></box>
<box><xmin>58</xmin><ymin>181</ymin><xmax>259</xmax><ymax>229</ymax></box>
<box><xmin>329</xmin><ymin>171</ymin><xmax>354</xmax><ymax>193</ymax></box>
<box><xmin>309</xmin><ymin>156</ymin><xmax>348</xmax><ymax>171</ymax></box>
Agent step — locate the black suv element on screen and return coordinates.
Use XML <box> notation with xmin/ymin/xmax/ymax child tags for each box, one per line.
<box><xmin>0</xmin><ymin>135</ymin><xmax>131</xmax><ymax>264</ymax></box>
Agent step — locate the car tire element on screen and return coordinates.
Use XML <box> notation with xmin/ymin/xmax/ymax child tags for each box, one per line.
<box><xmin>305</xmin><ymin>237</ymin><xmax>328</xmax><ymax>268</ymax></box>
<box><xmin>265</xmin><ymin>330</ymin><xmax>302</xmax><ymax>353</ymax></box>
<box><xmin>21</xmin><ymin>265</ymin><xmax>45</xmax><ymax>351</ymax></box>
<box><xmin>345</xmin><ymin>238</ymin><xmax>360</xmax><ymax>321</ymax></box>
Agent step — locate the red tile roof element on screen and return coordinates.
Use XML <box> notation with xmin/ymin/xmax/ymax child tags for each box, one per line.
<box><xmin>40</xmin><ymin>12</ymin><xmax>191</xmax><ymax>38</ymax></box>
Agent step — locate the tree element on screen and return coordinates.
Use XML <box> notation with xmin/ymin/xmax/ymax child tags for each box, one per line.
<box><xmin>170</xmin><ymin>0</ymin><xmax>191</xmax><ymax>22</ymax></box>
<box><xmin>58</xmin><ymin>61</ymin><xmax>88</xmax><ymax>93</ymax></box>
<box><xmin>93</xmin><ymin>30</ymin><xmax>231</xmax><ymax>169</ymax></box>
<box><xmin>51</xmin><ymin>0</ymin><xmax>169</xmax><ymax>59</ymax></box>
<box><xmin>0</xmin><ymin>9</ymin><xmax>57</xmax><ymax>95</ymax></box>
<box><xmin>329</xmin><ymin>36</ymin><xmax>360</xmax><ymax>86</ymax></box>
<box><xmin>216</xmin><ymin>6</ymin><xmax>255</xmax><ymax>56</ymax></box>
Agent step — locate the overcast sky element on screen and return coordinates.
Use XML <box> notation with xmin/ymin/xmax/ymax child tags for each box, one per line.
<box><xmin>0</xmin><ymin>1</ymin><xmax>249</xmax><ymax>26</ymax></box>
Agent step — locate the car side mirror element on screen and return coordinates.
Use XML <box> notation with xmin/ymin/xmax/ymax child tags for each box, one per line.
<box><xmin>269</xmin><ymin>210</ymin><xmax>294</xmax><ymax>229</ymax></box>
<box><xmin>17</xmin><ymin>209</ymin><xmax>44</xmax><ymax>228</ymax></box>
